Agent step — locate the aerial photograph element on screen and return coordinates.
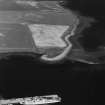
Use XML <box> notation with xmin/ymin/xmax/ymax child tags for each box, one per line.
<box><xmin>0</xmin><ymin>0</ymin><xmax>105</xmax><ymax>105</ymax></box>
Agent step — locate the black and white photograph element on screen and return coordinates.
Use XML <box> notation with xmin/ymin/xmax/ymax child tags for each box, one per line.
<box><xmin>0</xmin><ymin>0</ymin><xmax>105</xmax><ymax>105</ymax></box>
